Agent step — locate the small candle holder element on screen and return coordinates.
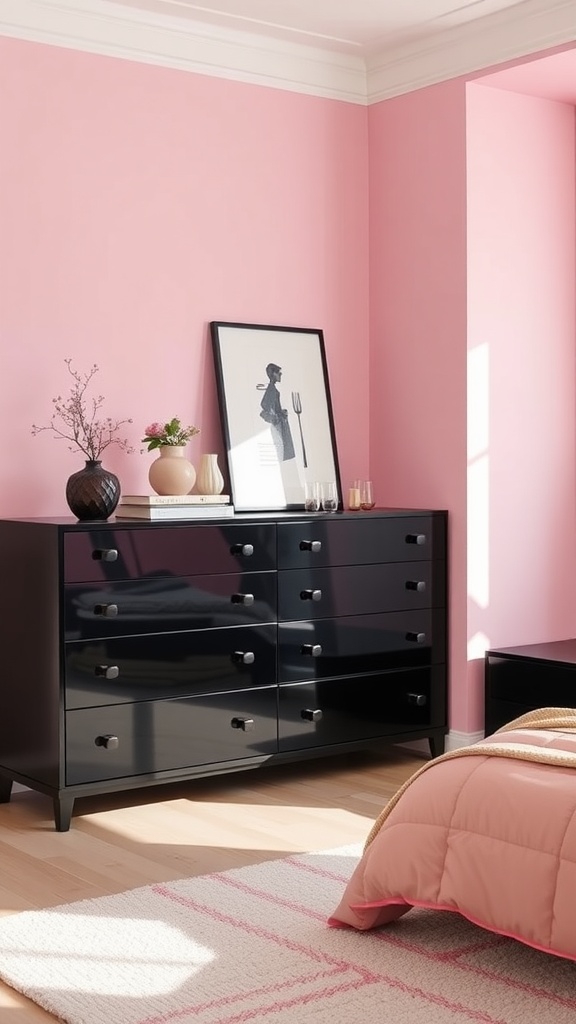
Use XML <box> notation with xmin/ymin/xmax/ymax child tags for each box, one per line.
<box><xmin>348</xmin><ymin>480</ymin><xmax>361</xmax><ymax>511</ymax></box>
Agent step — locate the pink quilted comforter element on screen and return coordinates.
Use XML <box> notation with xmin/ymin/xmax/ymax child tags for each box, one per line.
<box><xmin>329</xmin><ymin>708</ymin><xmax>576</xmax><ymax>961</ymax></box>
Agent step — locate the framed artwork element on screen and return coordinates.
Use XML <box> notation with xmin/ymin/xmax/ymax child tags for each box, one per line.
<box><xmin>210</xmin><ymin>321</ymin><xmax>341</xmax><ymax>512</ymax></box>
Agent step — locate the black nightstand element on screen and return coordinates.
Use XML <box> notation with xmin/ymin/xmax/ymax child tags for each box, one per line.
<box><xmin>485</xmin><ymin>639</ymin><xmax>576</xmax><ymax>736</ymax></box>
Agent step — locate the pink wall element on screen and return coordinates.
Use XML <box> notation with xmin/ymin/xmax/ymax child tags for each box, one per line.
<box><xmin>368</xmin><ymin>72</ymin><xmax>576</xmax><ymax>737</ymax></box>
<box><xmin>466</xmin><ymin>84</ymin><xmax>576</xmax><ymax>720</ymax></box>
<box><xmin>4</xmin><ymin>31</ymin><xmax>576</xmax><ymax>741</ymax></box>
<box><xmin>368</xmin><ymin>80</ymin><xmax>469</xmax><ymax>732</ymax></box>
<box><xmin>0</xmin><ymin>37</ymin><xmax>369</xmax><ymax>515</ymax></box>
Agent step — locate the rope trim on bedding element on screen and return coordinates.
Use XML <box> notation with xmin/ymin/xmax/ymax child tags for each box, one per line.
<box><xmin>364</xmin><ymin>707</ymin><xmax>576</xmax><ymax>851</ymax></box>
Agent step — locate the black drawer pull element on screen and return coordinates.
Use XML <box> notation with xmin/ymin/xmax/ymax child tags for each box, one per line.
<box><xmin>299</xmin><ymin>540</ymin><xmax>322</xmax><ymax>552</ymax></box>
<box><xmin>231</xmin><ymin>593</ymin><xmax>255</xmax><ymax>606</ymax></box>
<box><xmin>231</xmin><ymin>543</ymin><xmax>254</xmax><ymax>557</ymax></box>
<box><xmin>92</xmin><ymin>548</ymin><xmax>118</xmax><ymax>562</ymax></box>
<box><xmin>231</xmin><ymin>717</ymin><xmax>255</xmax><ymax>731</ymax></box>
<box><xmin>301</xmin><ymin>708</ymin><xmax>323</xmax><ymax>722</ymax></box>
<box><xmin>93</xmin><ymin>603</ymin><xmax>119</xmax><ymax>617</ymax></box>
<box><xmin>406</xmin><ymin>632</ymin><xmax>426</xmax><ymax>644</ymax></box>
<box><xmin>405</xmin><ymin>581</ymin><xmax>426</xmax><ymax>592</ymax></box>
<box><xmin>94</xmin><ymin>734</ymin><xmax>119</xmax><ymax>749</ymax></box>
<box><xmin>408</xmin><ymin>692</ymin><xmax>427</xmax><ymax>706</ymax></box>
<box><xmin>300</xmin><ymin>589</ymin><xmax>322</xmax><ymax>602</ymax></box>
<box><xmin>301</xmin><ymin>644</ymin><xmax>322</xmax><ymax>657</ymax></box>
<box><xmin>405</xmin><ymin>533</ymin><xmax>426</xmax><ymax>545</ymax></box>
<box><xmin>232</xmin><ymin>651</ymin><xmax>255</xmax><ymax>665</ymax></box>
<box><xmin>94</xmin><ymin>664</ymin><xmax>119</xmax><ymax>679</ymax></box>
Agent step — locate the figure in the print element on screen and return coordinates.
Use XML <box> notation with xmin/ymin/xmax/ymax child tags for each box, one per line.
<box><xmin>258</xmin><ymin>363</ymin><xmax>296</xmax><ymax>462</ymax></box>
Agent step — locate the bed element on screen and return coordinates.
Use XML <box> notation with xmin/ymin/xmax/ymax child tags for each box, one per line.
<box><xmin>329</xmin><ymin>708</ymin><xmax>576</xmax><ymax>961</ymax></box>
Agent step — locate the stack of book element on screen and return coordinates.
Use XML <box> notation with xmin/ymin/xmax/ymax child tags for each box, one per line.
<box><xmin>116</xmin><ymin>494</ymin><xmax>234</xmax><ymax>520</ymax></box>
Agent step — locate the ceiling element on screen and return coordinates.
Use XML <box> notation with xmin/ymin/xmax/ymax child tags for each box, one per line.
<box><xmin>3</xmin><ymin>0</ymin><xmax>576</xmax><ymax>104</ymax></box>
<box><xmin>100</xmin><ymin>0</ymin><xmax>536</xmax><ymax>57</ymax></box>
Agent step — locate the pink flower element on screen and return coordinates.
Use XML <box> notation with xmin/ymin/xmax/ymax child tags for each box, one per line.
<box><xmin>141</xmin><ymin>417</ymin><xmax>200</xmax><ymax>452</ymax></box>
<box><xmin>144</xmin><ymin>422</ymin><xmax>164</xmax><ymax>437</ymax></box>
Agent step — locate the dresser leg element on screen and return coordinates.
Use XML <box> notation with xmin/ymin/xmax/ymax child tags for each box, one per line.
<box><xmin>0</xmin><ymin>775</ymin><xmax>13</xmax><ymax>803</ymax></box>
<box><xmin>54</xmin><ymin>795</ymin><xmax>75</xmax><ymax>832</ymax></box>
<box><xmin>428</xmin><ymin>731</ymin><xmax>445</xmax><ymax>759</ymax></box>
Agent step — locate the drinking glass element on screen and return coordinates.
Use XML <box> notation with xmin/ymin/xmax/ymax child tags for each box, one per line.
<box><xmin>360</xmin><ymin>480</ymin><xmax>375</xmax><ymax>510</ymax></box>
<box><xmin>348</xmin><ymin>480</ymin><xmax>361</xmax><ymax>511</ymax></box>
<box><xmin>321</xmin><ymin>481</ymin><xmax>338</xmax><ymax>512</ymax></box>
<box><xmin>304</xmin><ymin>481</ymin><xmax>321</xmax><ymax>512</ymax></box>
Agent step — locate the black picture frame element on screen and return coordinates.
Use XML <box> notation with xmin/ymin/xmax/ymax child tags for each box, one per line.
<box><xmin>210</xmin><ymin>321</ymin><xmax>342</xmax><ymax>512</ymax></box>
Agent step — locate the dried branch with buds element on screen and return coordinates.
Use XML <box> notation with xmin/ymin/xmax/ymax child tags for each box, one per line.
<box><xmin>32</xmin><ymin>359</ymin><xmax>135</xmax><ymax>462</ymax></box>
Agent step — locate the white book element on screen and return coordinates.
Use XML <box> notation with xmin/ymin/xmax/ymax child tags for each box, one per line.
<box><xmin>120</xmin><ymin>493</ymin><xmax>230</xmax><ymax>506</ymax></box>
<box><xmin>115</xmin><ymin>504</ymin><xmax>234</xmax><ymax>521</ymax></box>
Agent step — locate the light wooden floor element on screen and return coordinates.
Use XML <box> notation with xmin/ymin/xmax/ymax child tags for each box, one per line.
<box><xmin>0</xmin><ymin>747</ymin><xmax>425</xmax><ymax>1022</ymax></box>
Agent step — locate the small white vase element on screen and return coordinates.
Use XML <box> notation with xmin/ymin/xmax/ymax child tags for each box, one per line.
<box><xmin>195</xmin><ymin>453</ymin><xmax>224</xmax><ymax>495</ymax></box>
<box><xmin>148</xmin><ymin>446</ymin><xmax>196</xmax><ymax>496</ymax></box>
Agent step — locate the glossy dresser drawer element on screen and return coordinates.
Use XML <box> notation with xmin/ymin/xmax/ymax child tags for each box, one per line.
<box><xmin>278</xmin><ymin>561</ymin><xmax>443</xmax><ymax>621</ymax></box>
<box><xmin>65</xmin><ymin>624</ymin><xmax>277</xmax><ymax>708</ymax></box>
<box><xmin>279</xmin><ymin>666</ymin><xmax>445</xmax><ymax>751</ymax></box>
<box><xmin>278</xmin><ymin>609</ymin><xmax>446</xmax><ymax>682</ymax></box>
<box><xmin>64</xmin><ymin>571</ymin><xmax>277</xmax><ymax>638</ymax></box>
<box><xmin>64</xmin><ymin>522</ymin><xmax>276</xmax><ymax>583</ymax></box>
<box><xmin>65</xmin><ymin>687</ymin><xmax>279</xmax><ymax>784</ymax></box>
<box><xmin>277</xmin><ymin>515</ymin><xmax>443</xmax><ymax>569</ymax></box>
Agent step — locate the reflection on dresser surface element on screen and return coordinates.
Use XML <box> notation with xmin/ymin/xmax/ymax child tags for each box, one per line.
<box><xmin>0</xmin><ymin>509</ymin><xmax>448</xmax><ymax>829</ymax></box>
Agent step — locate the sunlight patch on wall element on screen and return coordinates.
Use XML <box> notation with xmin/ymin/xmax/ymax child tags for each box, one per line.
<box><xmin>467</xmin><ymin>631</ymin><xmax>491</xmax><ymax>661</ymax></box>
<box><xmin>468</xmin><ymin>454</ymin><xmax>489</xmax><ymax>610</ymax></box>
<box><xmin>467</xmin><ymin>343</ymin><xmax>489</xmax><ymax>461</ymax></box>
<box><xmin>467</xmin><ymin>343</ymin><xmax>489</xmax><ymax>613</ymax></box>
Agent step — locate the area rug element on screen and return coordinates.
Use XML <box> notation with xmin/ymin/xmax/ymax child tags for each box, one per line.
<box><xmin>0</xmin><ymin>844</ymin><xmax>576</xmax><ymax>1024</ymax></box>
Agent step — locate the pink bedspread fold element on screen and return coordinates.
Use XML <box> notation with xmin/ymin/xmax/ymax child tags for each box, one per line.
<box><xmin>329</xmin><ymin>708</ymin><xmax>576</xmax><ymax>961</ymax></box>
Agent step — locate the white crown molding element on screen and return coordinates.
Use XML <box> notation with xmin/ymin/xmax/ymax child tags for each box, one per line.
<box><xmin>0</xmin><ymin>0</ymin><xmax>368</xmax><ymax>104</ymax></box>
<box><xmin>367</xmin><ymin>0</ymin><xmax>576</xmax><ymax>103</ymax></box>
<box><xmin>0</xmin><ymin>0</ymin><xmax>575</xmax><ymax>105</ymax></box>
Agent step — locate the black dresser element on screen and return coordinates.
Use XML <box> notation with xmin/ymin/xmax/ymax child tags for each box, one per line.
<box><xmin>0</xmin><ymin>508</ymin><xmax>448</xmax><ymax>829</ymax></box>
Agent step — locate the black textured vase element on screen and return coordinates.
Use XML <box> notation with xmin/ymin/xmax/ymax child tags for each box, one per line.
<box><xmin>65</xmin><ymin>460</ymin><xmax>121</xmax><ymax>521</ymax></box>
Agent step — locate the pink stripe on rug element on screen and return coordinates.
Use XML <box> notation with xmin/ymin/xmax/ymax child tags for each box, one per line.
<box><xmin>152</xmin><ymin>882</ymin><xmax>378</xmax><ymax>978</ymax></box>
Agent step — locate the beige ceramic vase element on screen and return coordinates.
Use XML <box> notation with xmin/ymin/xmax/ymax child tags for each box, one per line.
<box><xmin>148</xmin><ymin>445</ymin><xmax>196</xmax><ymax>495</ymax></box>
<box><xmin>195</xmin><ymin>453</ymin><xmax>225</xmax><ymax>495</ymax></box>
